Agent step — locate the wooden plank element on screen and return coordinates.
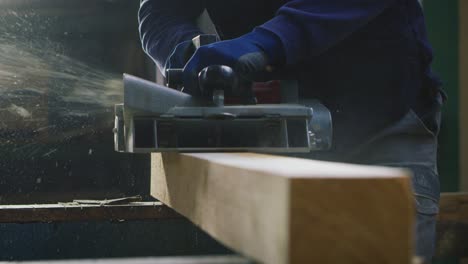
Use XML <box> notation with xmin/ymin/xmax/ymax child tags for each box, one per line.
<box><xmin>436</xmin><ymin>192</ymin><xmax>468</xmax><ymax>258</ymax></box>
<box><xmin>438</xmin><ymin>192</ymin><xmax>468</xmax><ymax>224</ymax></box>
<box><xmin>0</xmin><ymin>189</ymin><xmax>127</xmax><ymax>205</ymax></box>
<box><xmin>151</xmin><ymin>153</ymin><xmax>414</xmax><ymax>264</ymax></box>
<box><xmin>0</xmin><ymin>202</ymin><xmax>180</xmax><ymax>223</ymax></box>
<box><xmin>460</xmin><ymin>0</ymin><xmax>468</xmax><ymax>191</ymax></box>
<box><xmin>2</xmin><ymin>256</ymin><xmax>250</xmax><ymax>264</ymax></box>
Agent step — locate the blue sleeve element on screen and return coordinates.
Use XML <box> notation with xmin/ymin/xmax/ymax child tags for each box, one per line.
<box><xmin>259</xmin><ymin>0</ymin><xmax>397</xmax><ymax>65</ymax></box>
<box><xmin>138</xmin><ymin>0</ymin><xmax>204</xmax><ymax>70</ymax></box>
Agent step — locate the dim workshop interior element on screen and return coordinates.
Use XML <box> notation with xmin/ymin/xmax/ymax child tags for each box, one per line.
<box><xmin>0</xmin><ymin>0</ymin><xmax>467</xmax><ymax>264</ymax></box>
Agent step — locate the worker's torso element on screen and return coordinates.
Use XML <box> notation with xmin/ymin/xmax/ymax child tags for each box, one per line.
<box><xmin>204</xmin><ymin>0</ymin><xmax>285</xmax><ymax>39</ymax></box>
<box><xmin>204</xmin><ymin>0</ymin><xmax>442</xmax><ymax>151</ymax></box>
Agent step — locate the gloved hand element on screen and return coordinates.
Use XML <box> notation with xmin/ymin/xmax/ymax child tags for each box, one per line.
<box><xmin>182</xmin><ymin>28</ymin><xmax>285</xmax><ymax>96</ymax></box>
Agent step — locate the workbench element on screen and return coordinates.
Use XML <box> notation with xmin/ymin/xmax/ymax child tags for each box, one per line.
<box><xmin>1</xmin><ymin>193</ymin><xmax>466</xmax><ymax>263</ymax></box>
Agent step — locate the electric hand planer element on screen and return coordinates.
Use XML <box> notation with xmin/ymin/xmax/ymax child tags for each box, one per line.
<box><xmin>114</xmin><ymin>35</ymin><xmax>332</xmax><ymax>153</ymax></box>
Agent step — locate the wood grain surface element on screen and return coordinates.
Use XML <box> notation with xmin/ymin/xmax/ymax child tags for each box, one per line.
<box><xmin>151</xmin><ymin>153</ymin><xmax>414</xmax><ymax>264</ymax></box>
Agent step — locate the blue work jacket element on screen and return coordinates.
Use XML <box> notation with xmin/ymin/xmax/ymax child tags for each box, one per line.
<box><xmin>138</xmin><ymin>0</ymin><xmax>443</xmax><ymax>182</ymax></box>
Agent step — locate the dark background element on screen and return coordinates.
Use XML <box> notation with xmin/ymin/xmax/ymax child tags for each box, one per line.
<box><xmin>0</xmin><ymin>0</ymin><xmax>154</xmax><ymax>203</ymax></box>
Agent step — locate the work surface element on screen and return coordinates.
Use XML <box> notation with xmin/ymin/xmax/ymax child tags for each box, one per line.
<box><xmin>151</xmin><ymin>153</ymin><xmax>414</xmax><ymax>264</ymax></box>
<box><xmin>1</xmin><ymin>256</ymin><xmax>250</xmax><ymax>264</ymax></box>
<box><xmin>0</xmin><ymin>202</ymin><xmax>178</xmax><ymax>223</ymax></box>
<box><xmin>0</xmin><ymin>194</ymin><xmax>466</xmax><ymax>262</ymax></box>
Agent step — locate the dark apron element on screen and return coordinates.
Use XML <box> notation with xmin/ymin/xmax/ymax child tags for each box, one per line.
<box><xmin>285</xmin><ymin>32</ymin><xmax>444</xmax><ymax>259</ymax></box>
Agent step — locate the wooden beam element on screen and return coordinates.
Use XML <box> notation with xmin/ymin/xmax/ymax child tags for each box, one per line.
<box><xmin>151</xmin><ymin>153</ymin><xmax>414</xmax><ymax>264</ymax></box>
<box><xmin>460</xmin><ymin>0</ymin><xmax>468</xmax><ymax>191</ymax></box>
<box><xmin>0</xmin><ymin>202</ymin><xmax>180</xmax><ymax>223</ymax></box>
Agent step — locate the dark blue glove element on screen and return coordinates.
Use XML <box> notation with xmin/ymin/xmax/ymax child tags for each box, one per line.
<box><xmin>182</xmin><ymin>28</ymin><xmax>285</xmax><ymax>96</ymax></box>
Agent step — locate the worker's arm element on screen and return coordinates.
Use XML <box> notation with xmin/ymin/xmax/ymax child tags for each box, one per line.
<box><xmin>182</xmin><ymin>0</ymin><xmax>398</xmax><ymax>94</ymax></box>
<box><xmin>138</xmin><ymin>0</ymin><xmax>204</xmax><ymax>71</ymax></box>
<box><xmin>260</xmin><ymin>0</ymin><xmax>398</xmax><ymax>65</ymax></box>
